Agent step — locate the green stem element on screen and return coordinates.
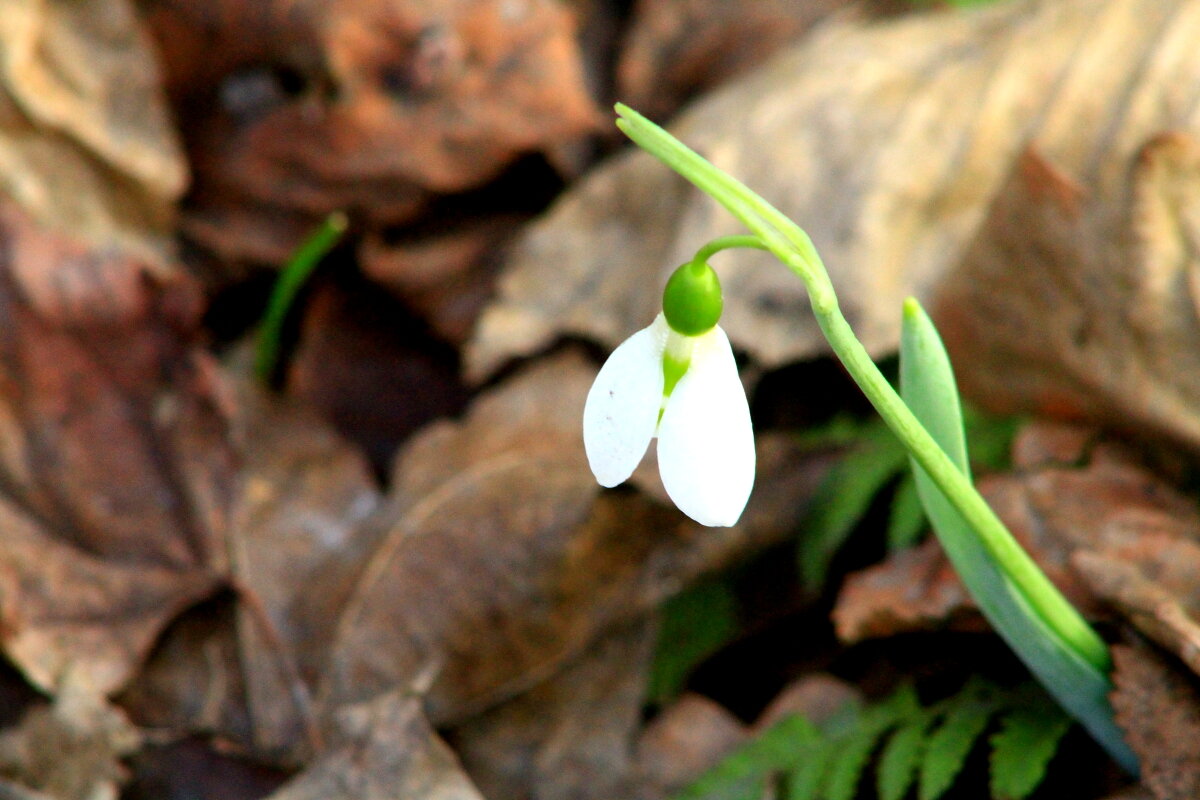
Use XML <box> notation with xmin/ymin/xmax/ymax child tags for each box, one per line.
<box><xmin>811</xmin><ymin>293</ymin><xmax>1108</xmax><ymax>668</ymax></box>
<box><xmin>614</xmin><ymin>104</ymin><xmax>1110</xmax><ymax>671</ymax></box>
<box><xmin>255</xmin><ymin>211</ymin><xmax>348</xmax><ymax>383</ymax></box>
<box><xmin>692</xmin><ymin>235</ymin><xmax>768</xmax><ymax>264</ymax></box>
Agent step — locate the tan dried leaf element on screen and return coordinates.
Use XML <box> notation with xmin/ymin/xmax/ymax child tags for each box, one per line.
<box><xmin>264</xmin><ymin>689</ymin><xmax>485</xmax><ymax>800</ymax></box>
<box><xmin>450</xmin><ymin>620</ymin><xmax>657</xmax><ymax>800</ymax></box>
<box><xmin>469</xmin><ymin>0</ymin><xmax>1200</xmax><ymax>382</ymax></box>
<box><xmin>0</xmin><ymin>0</ymin><xmax>186</xmax><ymax>270</ymax></box>
<box><xmin>936</xmin><ymin>133</ymin><xmax>1200</xmax><ymax>453</ymax></box>
<box><xmin>323</xmin><ymin>352</ymin><xmax>830</xmax><ymax>724</ymax></box>
<box><xmin>0</xmin><ymin>668</ymin><xmax>141</xmax><ymax>800</ymax></box>
<box><xmin>1111</xmin><ymin>644</ymin><xmax>1200</xmax><ymax>800</ymax></box>
<box><xmin>0</xmin><ymin>202</ymin><xmax>230</xmax><ymax>696</ymax></box>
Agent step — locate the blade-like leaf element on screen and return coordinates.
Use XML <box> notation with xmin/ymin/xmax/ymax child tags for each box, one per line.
<box><xmin>886</xmin><ymin>474</ymin><xmax>927</xmax><ymax>551</ymax></box>
<box><xmin>899</xmin><ymin>297</ymin><xmax>1137</xmax><ymax>773</ymax></box>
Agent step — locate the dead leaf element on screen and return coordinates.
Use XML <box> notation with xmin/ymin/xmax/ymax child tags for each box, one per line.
<box><xmin>450</xmin><ymin>620</ymin><xmax>656</xmax><ymax>800</ymax></box>
<box><xmin>285</xmin><ymin>281</ymin><xmax>469</xmax><ymax>467</ymax></box>
<box><xmin>359</xmin><ymin>215</ymin><xmax>522</xmax><ymax>345</ymax></box>
<box><xmin>0</xmin><ymin>0</ymin><xmax>186</xmax><ymax>271</ymax></box>
<box><xmin>323</xmin><ymin>351</ymin><xmax>831</xmax><ymax>724</ymax></box>
<box><xmin>1111</xmin><ymin>644</ymin><xmax>1200</xmax><ymax>800</ymax></box>
<box><xmin>0</xmin><ymin>201</ymin><xmax>231</xmax><ymax>696</ymax></box>
<box><xmin>634</xmin><ymin>693</ymin><xmax>748</xmax><ymax>796</ymax></box>
<box><xmin>833</xmin><ymin>422</ymin><xmax>1199</xmax><ymax>643</ymax></box>
<box><xmin>468</xmin><ymin>0</ymin><xmax>1200</xmax><ymax>381</ymax></box>
<box><xmin>617</xmin><ymin>0</ymin><xmax>852</xmax><ymax>121</ymax></box>
<box><xmin>147</xmin><ymin>0</ymin><xmax>598</xmax><ymax>269</ymax></box>
<box><xmin>0</xmin><ymin>668</ymin><xmax>141</xmax><ymax>800</ymax></box>
<box><xmin>936</xmin><ymin>134</ymin><xmax>1200</xmax><ymax>453</ymax></box>
<box><xmin>120</xmin><ymin>367</ymin><xmax>383</xmax><ymax>764</ymax></box>
<box><xmin>263</xmin><ymin>688</ymin><xmax>485</xmax><ymax>800</ymax></box>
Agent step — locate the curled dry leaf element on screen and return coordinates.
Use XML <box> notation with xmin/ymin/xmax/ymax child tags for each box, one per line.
<box><xmin>0</xmin><ymin>0</ymin><xmax>186</xmax><ymax>270</ymax></box>
<box><xmin>323</xmin><ymin>351</ymin><xmax>831</xmax><ymax>725</ymax></box>
<box><xmin>146</xmin><ymin>0</ymin><xmax>598</xmax><ymax>268</ymax></box>
<box><xmin>834</xmin><ymin>422</ymin><xmax>1200</xmax><ymax>644</ymax></box>
<box><xmin>468</xmin><ymin>0</ymin><xmax>1200</xmax><ymax>383</ymax></box>
<box><xmin>936</xmin><ymin>134</ymin><xmax>1200</xmax><ymax>454</ymax></box>
<box><xmin>0</xmin><ymin>201</ymin><xmax>231</xmax><ymax>696</ymax></box>
<box><xmin>449</xmin><ymin>620</ymin><xmax>656</xmax><ymax>800</ymax></box>
<box><xmin>1110</xmin><ymin>644</ymin><xmax>1200</xmax><ymax>800</ymax></box>
<box><xmin>264</xmin><ymin>689</ymin><xmax>484</xmax><ymax>800</ymax></box>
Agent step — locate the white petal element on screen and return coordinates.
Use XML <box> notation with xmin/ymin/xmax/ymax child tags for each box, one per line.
<box><xmin>657</xmin><ymin>326</ymin><xmax>754</xmax><ymax>526</ymax></box>
<box><xmin>583</xmin><ymin>316</ymin><xmax>668</xmax><ymax>487</ymax></box>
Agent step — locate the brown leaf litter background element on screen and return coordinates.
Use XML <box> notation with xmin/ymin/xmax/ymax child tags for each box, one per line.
<box><xmin>1</xmin><ymin>0</ymin><xmax>1200</xmax><ymax>798</ymax></box>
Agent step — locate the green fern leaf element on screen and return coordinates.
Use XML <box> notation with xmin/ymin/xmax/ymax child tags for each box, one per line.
<box><xmin>918</xmin><ymin>687</ymin><xmax>998</xmax><ymax>800</ymax></box>
<box><xmin>989</xmin><ymin>705</ymin><xmax>1072</xmax><ymax>799</ymax></box>
<box><xmin>877</xmin><ymin>711</ymin><xmax>932</xmax><ymax>800</ymax></box>
<box><xmin>785</xmin><ymin>738</ymin><xmax>833</xmax><ymax>800</ymax></box>
<box><xmin>675</xmin><ymin>715</ymin><xmax>821</xmax><ymax>800</ymax></box>
<box><xmin>821</xmin><ymin>685</ymin><xmax>919</xmax><ymax>800</ymax></box>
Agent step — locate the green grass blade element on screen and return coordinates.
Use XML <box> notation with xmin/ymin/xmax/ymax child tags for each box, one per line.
<box><xmin>255</xmin><ymin>211</ymin><xmax>348</xmax><ymax>383</ymax></box>
<box><xmin>899</xmin><ymin>298</ymin><xmax>1137</xmax><ymax>774</ymax></box>
<box><xmin>649</xmin><ymin>580</ymin><xmax>739</xmax><ymax>705</ymax></box>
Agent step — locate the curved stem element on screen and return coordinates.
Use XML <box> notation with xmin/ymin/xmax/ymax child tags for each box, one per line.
<box><xmin>692</xmin><ymin>235</ymin><xmax>769</xmax><ymax>264</ymax></box>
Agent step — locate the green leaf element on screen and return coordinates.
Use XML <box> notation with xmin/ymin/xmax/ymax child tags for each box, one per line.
<box><xmin>799</xmin><ymin>420</ymin><xmax>909</xmax><ymax>589</ymax></box>
<box><xmin>918</xmin><ymin>691</ymin><xmax>997</xmax><ymax>800</ymax></box>
<box><xmin>785</xmin><ymin>738</ymin><xmax>833</xmax><ymax>800</ymax></box>
<box><xmin>821</xmin><ymin>685</ymin><xmax>918</xmax><ymax>800</ymax></box>
<box><xmin>675</xmin><ymin>715</ymin><xmax>822</xmax><ymax>800</ymax></box>
<box><xmin>649</xmin><ymin>580</ymin><xmax>739</xmax><ymax>704</ymax></box>
<box><xmin>899</xmin><ymin>298</ymin><xmax>1137</xmax><ymax>774</ymax></box>
<box><xmin>886</xmin><ymin>474</ymin><xmax>927</xmax><ymax>550</ymax></box>
<box><xmin>989</xmin><ymin>705</ymin><xmax>1072</xmax><ymax>799</ymax></box>
<box><xmin>255</xmin><ymin>211</ymin><xmax>348</xmax><ymax>384</ymax></box>
<box><xmin>961</xmin><ymin>406</ymin><xmax>1020</xmax><ymax>473</ymax></box>
<box><xmin>877</xmin><ymin>712</ymin><xmax>932</xmax><ymax>800</ymax></box>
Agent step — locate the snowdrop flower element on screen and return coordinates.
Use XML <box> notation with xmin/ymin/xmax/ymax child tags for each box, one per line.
<box><xmin>583</xmin><ymin>260</ymin><xmax>754</xmax><ymax>526</ymax></box>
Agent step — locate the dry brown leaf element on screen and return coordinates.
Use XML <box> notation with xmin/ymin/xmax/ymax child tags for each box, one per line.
<box><xmin>264</xmin><ymin>688</ymin><xmax>484</xmax><ymax>800</ymax></box>
<box><xmin>617</xmin><ymin>0</ymin><xmax>851</xmax><ymax>121</ymax></box>
<box><xmin>323</xmin><ymin>351</ymin><xmax>831</xmax><ymax>725</ymax></box>
<box><xmin>1111</xmin><ymin>644</ymin><xmax>1200</xmax><ymax>800</ymax></box>
<box><xmin>120</xmin><ymin>369</ymin><xmax>383</xmax><ymax>764</ymax></box>
<box><xmin>0</xmin><ymin>0</ymin><xmax>186</xmax><ymax>271</ymax></box>
<box><xmin>0</xmin><ymin>668</ymin><xmax>141</xmax><ymax>800</ymax></box>
<box><xmin>450</xmin><ymin>620</ymin><xmax>656</xmax><ymax>800</ymax></box>
<box><xmin>633</xmin><ymin>693</ymin><xmax>747</xmax><ymax>798</ymax></box>
<box><xmin>937</xmin><ymin>134</ymin><xmax>1200</xmax><ymax>453</ymax></box>
<box><xmin>0</xmin><ymin>201</ymin><xmax>231</xmax><ymax>696</ymax></box>
<box><xmin>468</xmin><ymin>0</ymin><xmax>1200</xmax><ymax>383</ymax></box>
<box><xmin>834</xmin><ymin>422</ymin><xmax>1198</xmax><ymax>643</ymax></box>
<box><xmin>147</xmin><ymin>0</ymin><xmax>598</xmax><ymax>269</ymax></box>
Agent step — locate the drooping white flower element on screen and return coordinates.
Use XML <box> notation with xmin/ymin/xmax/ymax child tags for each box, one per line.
<box><xmin>583</xmin><ymin>313</ymin><xmax>755</xmax><ymax>527</ymax></box>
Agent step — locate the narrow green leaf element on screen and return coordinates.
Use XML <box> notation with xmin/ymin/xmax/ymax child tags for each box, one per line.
<box><xmin>800</xmin><ymin>421</ymin><xmax>908</xmax><ymax>589</ymax></box>
<box><xmin>989</xmin><ymin>705</ymin><xmax>1072</xmax><ymax>800</ymax></box>
<box><xmin>899</xmin><ymin>297</ymin><xmax>1137</xmax><ymax>774</ymax></box>
<box><xmin>255</xmin><ymin>211</ymin><xmax>348</xmax><ymax>384</ymax></box>
<box><xmin>918</xmin><ymin>695</ymin><xmax>997</xmax><ymax>800</ymax></box>
<box><xmin>877</xmin><ymin>712</ymin><xmax>932</xmax><ymax>800</ymax></box>
<box><xmin>650</xmin><ymin>580</ymin><xmax>739</xmax><ymax>704</ymax></box>
<box><xmin>886</xmin><ymin>474</ymin><xmax>927</xmax><ymax>551</ymax></box>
